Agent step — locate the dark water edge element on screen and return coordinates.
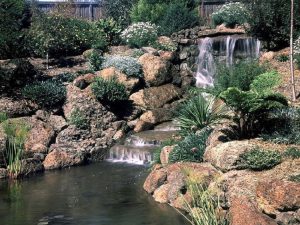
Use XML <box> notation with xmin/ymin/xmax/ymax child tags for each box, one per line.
<box><xmin>0</xmin><ymin>162</ymin><xmax>188</xmax><ymax>225</ymax></box>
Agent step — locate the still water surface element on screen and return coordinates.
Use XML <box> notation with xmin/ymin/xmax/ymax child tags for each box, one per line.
<box><xmin>0</xmin><ymin>162</ymin><xmax>188</xmax><ymax>225</ymax></box>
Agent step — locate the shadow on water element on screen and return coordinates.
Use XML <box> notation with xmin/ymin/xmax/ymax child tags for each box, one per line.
<box><xmin>0</xmin><ymin>162</ymin><xmax>189</xmax><ymax>225</ymax></box>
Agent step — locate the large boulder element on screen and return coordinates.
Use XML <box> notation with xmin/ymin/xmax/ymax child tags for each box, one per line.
<box><xmin>18</xmin><ymin>158</ymin><xmax>44</xmax><ymax>177</ymax></box>
<box><xmin>0</xmin><ymin>97</ymin><xmax>38</xmax><ymax>117</ymax></box>
<box><xmin>139</xmin><ymin>108</ymin><xmax>173</xmax><ymax>124</ymax></box>
<box><xmin>204</xmin><ymin>140</ymin><xmax>255</xmax><ymax>172</ymax></box>
<box><xmin>143</xmin><ymin>165</ymin><xmax>167</xmax><ymax>194</ymax></box>
<box><xmin>138</xmin><ymin>53</ymin><xmax>171</xmax><ymax>86</ymax></box>
<box><xmin>256</xmin><ymin>179</ymin><xmax>300</xmax><ymax>216</ymax></box>
<box><xmin>96</xmin><ymin>67</ymin><xmax>140</xmax><ymax>93</ymax></box>
<box><xmin>43</xmin><ymin>147</ymin><xmax>87</xmax><ymax>170</ymax></box>
<box><xmin>73</xmin><ymin>73</ymin><xmax>96</xmax><ymax>89</ymax></box>
<box><xmin>129</xmin><ymin>84</ymin><xmax>181</xmax><ymax>110</ymax></box>
<box><xmin>229</xmin><ymin>196</ymin><xmax>277</xmax><ymax>225</ymax></box>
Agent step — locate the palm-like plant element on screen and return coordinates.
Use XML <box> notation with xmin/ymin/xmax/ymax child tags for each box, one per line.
<box><xmin>175</xmin><ymin>95</ymin><xmax>229</xmax><ymax>133</ymax></box>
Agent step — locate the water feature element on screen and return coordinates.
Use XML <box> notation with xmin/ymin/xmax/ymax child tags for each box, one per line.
<box><xmin>0</xmin><ymin>162</ymin><xmax>188</xmax><ymax>225</ymax></box>
<box><xmin>195</xmin><ymin>35</ymin><xmax>261</xmax><ymax>88</ymax></box>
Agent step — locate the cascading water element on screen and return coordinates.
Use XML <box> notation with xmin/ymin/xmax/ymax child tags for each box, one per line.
<box><xmin>195</xmin><ymin>35</ymin><xmax>261</xmax><ymax>88</ymax></box>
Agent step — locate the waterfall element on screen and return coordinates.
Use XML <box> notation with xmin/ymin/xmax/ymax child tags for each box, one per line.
<box><xmin>195</xmin><ymin>35</ymin><xmax>261</xmax><ymax>88</ymax></box>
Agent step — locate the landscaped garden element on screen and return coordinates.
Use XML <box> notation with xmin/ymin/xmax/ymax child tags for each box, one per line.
<box><xmin>0</xmin><ymin>0</ymin><xmax>300</xmax><ymax>225</ymax></box>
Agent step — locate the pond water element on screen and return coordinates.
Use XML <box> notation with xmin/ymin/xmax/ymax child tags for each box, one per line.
<box><xmin>0</xmin><ymin>162</ymin><xmax>188</xmax><ymax>225</ymax></box>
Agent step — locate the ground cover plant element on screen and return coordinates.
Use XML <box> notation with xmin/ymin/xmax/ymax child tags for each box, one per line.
<box><xmin>69</xmin><ymin>108</ymin><xmax>89</xmax><ymax>130</ymax></box>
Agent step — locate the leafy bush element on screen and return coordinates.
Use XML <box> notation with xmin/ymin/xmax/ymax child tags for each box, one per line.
<box><xmin>52</xmin><ymin>72</ymin><xmax>81</xmax><ymax>83</ymax></box>
<box><xmin>91</xmin><ymin>77</ymin><xmax>128</xmax><ymax>103</ymax></box>
<box><xmin>238</xmin><ymin>148</ymin><xmax>282</xmax><ymax>171</ymax></box>
<box><xmin>169</xmin><ymin>129</ymin><xmax>211</xmax><ymax>163</ymax></box>
<box><xmin>121</xmin><ymin>22</ymin><xmax>158</xmax><ymax>48</ymax></box>
<box><xmin>101</xmin><ymin>56</ymin><xmax>142</xmax><ymax>77</ymax></box>
<box><xmin>69</xmin><ymin>108</ymin><xmax>89</xmax><ymax>130</ymax></box>
<box><xmin>88</xmin><ymin>51</ymin><xmax>103</xmax><ymax>71</ymax></box>
<box><xmin>276</xmin><ymin>54</ymin><xmax>289</xmax><ymax>62</ymax></box>
<box><xmin>262</xmin><ymin>107</ymin><xmax>300</xmax><ymax>145</ymax></box>
<box><xmin>0</xmin><ymin>112</ymin><xmax>8</xmax><ymax>123</ymax></box>
<box><xmin>213</xmin><ymin>60</ymin><xmax>268</xmax><ymax>95</ymax></box>
<box><xmin>28</xmin><ymin>13</ymin><xmax>107</xmax><ymax>57</ymax></box>
<box><xmin>220</xmin><ymin>71</ymin><xmax>287</xmax><ymax>138</ymax></box>
<box><xmin>22</xmin><ymin>80</ymin><xmax>66</xmax><ymax>108</ymax></box>
<box><xmin>95</xmin><ymin>17</ymin><xmax>122</xmax><ymax>45</ymax></box>
<box><xmin>151</xmin><ymin>40</ymin><xmax>178</xmax><ymax>52</ymax></box>
<box><xmin>244</xmin><ymin>0</ymin><xmax>300</xmax><ymax>50</ymax></box>
<box><xmin>2</xmin><ymin>119</ymin><xmax>29</xmax><ymax>178</ymax></box>
<box><xmin>176</xmin><ymin>95</ymin><xmax>228</xmax><ymax>134</ymax></box>
<box><xmin>284</xmin><ymin>147</ymin><xmax>300</xmax><ymax>159</ymax></box>
<box><xmin>212</xmin><ymin>2</ymin><xmax>250</xmax><ymax>28</ymax></box>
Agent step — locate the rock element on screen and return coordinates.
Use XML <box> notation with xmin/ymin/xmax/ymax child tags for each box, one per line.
<box><xmin>160</xmin><ymin>145</ymin><xmax>175</xmax><ymax>166</ymax></box>
<box><xmin>276</xmin><ymin>210</ymin><xmax>300</xmax><ymax>225</ymax></box>
<box><xmin>43</xmin><ymin>147</ymin><xmax>87</xmax><ymax>170</ymax></box>
<box><xmin>206</xmin><ymin>122</ymin><xmax>234</xmax><ymax>148</ymax></box>
<box><xmin>33</xmin><ymin>153</ymin><xmax>45</xmax><ymax>161</ymax></box>
<box><xmin>153</xmin><ymin>184</ymin><xmax>171</xmax><ymax>203</ymax></box>
<box><xmin>260</xmin><ymin>51</ymin><xmax>275</xmax><ymax>62</ymax></box>
<box><xmin>73</xmin><ymin>73</ymin><xmax>96</xmax><ymax>89</ymax></box>
<box><xmin>108</xmin><ymin>46</ymin><xmax>131</xmax><ymax>55</ymax></box>
<box><xmin>256</xmin><ymin>179</ymin><xmax>300</xmax><ymax>216</ymax></box>
<box><xmin>0</xmin><ymin>97</ymin><xmax>38</xmax><ymax>117</ymax></box>
<box><xmin>143</xmin><ymin>165</ymin><xmax>167</xmax><ymax>194</ymax></box>
<box><xmin>0</xmin><ymin>168</ymin><xmax>8</xmax><ymax>179</ymax></box>
<box><xmin>139</xmin><ymin>108</ymin><xmax>173</xmax><ymax>125</ymax></box>
<box><xmin>48</xmin><ymin>115</ymin><xmax>68</xmax><ymax>133</ymax></box>
<box><xmin>171</xmin><ymin>191</ymin><xmax>192</xmax><ymax>211</ymax></box>
<box><xmin>25</xmin><ymin>118</ymin><xmax>56</xmax><ymax>154</ymax></box>
<box><xmin>133</xmin><ymin>120</ymin><xmax>153</xmax><ymax>133</ymax></box>
<box><xmin>141</xmin><ymin>47</ymin><xmax>159</xmax><ymax>55</ymax></box>
<box><xmin>138</xmin><ymin>53</ymin><xmax>171</xmax><ymax>86</ymax></box>
<box><xmin>229</xmin><ymin>196</ymin><xmax>277</xmax><ymax>225</ymax></box>
<box><xmin>158</xmin><ymin>36</ymin><xmax>178</xmax><ymax>51</ymax></box>
<box><xmin>18</xmin><ymin>158</ymin><xmax>44</xmax><ymax>177</ymax></box>
<box><xmin>204</xmin><ymin>140</ymin><xmax>255</xmax><ymax>172</ymax></box>
<box><xmin>159</xmin><ymin>51</ymin><xmax>175</xmax><ymax>61</ymax></box>
<box><xmin>97</xmin><ymin>67</ymin><xmax>140</xmax><ymax>93</ymax></box>
<box><xmin>129</xmin><ymin>84</ymin><xmax>181</xmax><ymax>109</ymax></box>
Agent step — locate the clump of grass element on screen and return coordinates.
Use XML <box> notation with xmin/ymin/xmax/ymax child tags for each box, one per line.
<box><xmin>69</xmin><ymin>108</ymin><xmax>89</xmax><ymax>130</ymax></box>
<box><xmin>0</xmin><ymin>112</ymin><xmax>8</xmax><ymax>123</ymax></box>
<box><xmin>283</xmin><ymin>147</ymin><xmax>300</xmax><ymax>159</ymax></box>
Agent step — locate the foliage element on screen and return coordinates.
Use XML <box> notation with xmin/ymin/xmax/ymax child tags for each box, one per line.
<box><xmin>284</xmin><ymin>147</ymin><xmax>300</xmax><ymax>159</ymax></box>
<box><xmin>176</xmin><ymin>95</ymin><xmax>228</xmax><ymax>134</ymax></box>
<box><xmin>294</xmin><ymin>54</ymin><xmax>300</xmax><ymax>70</ymax></box>
<box><xmin>2</xmin><ymin>120</ymin><xmax>29</xmax><ymax>178</ymax></box>
<box><xmin>91</xmin><ymin>77</ymin><xmax>128</xmax><ymax>103</ymax></box>
<box><xmin>103</xmin><ymin>0</ymin><xmax>137</xmax><ymax>27</ymax></box>
<box><xmin>101</xmin><ymin>55</ymin><xmax>142</xmax><ymax>77</ymax></box>
<box><xmin>69</xmin><ymin>108</ymin><xmax>89</xmax><ymax>130</ymax></box>
<box><xmin>275</xmin><ymin>54</ymin><xmax>289</xmax><ymax>62</ymax></box>
<box><xmin>244</xmin><ymin>0</ymin><xmax>300</xmax><ymax>50</ymax></box>
<box><xmin>213</xmin><ymin>60</ymin><xmax>268</xmax><ymax>95</ymax></box>
<box><xmin>262</xmin><ymin>107</ymin><xmax>300</xmax><ymax>145</ymax></box>
<box><xmin>237</xmin><ymin>148</ymin><xmax>282</xmax><ymax>171</ymax></box>
<box><xmin>121</xmin><ymin>22</ymin><xmax>158</xmax><ymax>48</ymax></box>
<box><xmin>0</xmin><ymin>112</ymin><xmax>8</xmax><ymax>123</ymax></box>
<box><xmin>169</xmin><ymin>129</ymin><xmax>211</xmax><ymax>163</ymax></box>
<box><xmin>22</xmin><ymin>80</ymin><xmax>66</xmax><ymax>108</ymax></box>
<box><xmin>88</xmin><ymin>51</ymin><xmax>103</xmax><ymax>71</ymax></box>
<box><xmin>52</xmin><ymin>72</ymin><xmax>81</xmax><ymax>83</ymax></box>
<box><xmin>0</xmin><ymin>0</ymin><xmax>30</xmax><ymax>59</ymax></box>
<box><xmin>95</xmin><ymin>17</ymin><xmax>122</xmax><ymax>45</ymax></box>
<box><xmin>151</xmin><ymin>41</ymin><xmax>178</xmax><ymax>52</ymax></box>
<box><xmin>28</xmin><ymin>13</ymin><xmax>107</xmax><ymax>57</ymax></box>
<box><xmin>220</xmin><ymin>72</ymin><xmax>288</xmax><ymax>138</ymax></box>
<box><xmin>289</xmin><ymin>174</ymin><xmax>300</xmax><ymax>182</ymax></box>
<box><xmin>131</xmin><ymin>49</ymin><xmax>145</xmax><ymax>58</ymax></box>
<box><xmin>212</xmin><ymin>2</ymin><xmax>250</xmax><ymax>28</ymax></box>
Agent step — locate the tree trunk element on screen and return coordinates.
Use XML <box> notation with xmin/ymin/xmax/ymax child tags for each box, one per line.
<box><xmin>290</xmin><ymin>0</ymin><xmax>296</xmax><ymax>101</ymax></box>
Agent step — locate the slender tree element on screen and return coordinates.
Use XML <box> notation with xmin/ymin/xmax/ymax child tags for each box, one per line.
<box><xmin>290</xmin><ymin>0</ymin><xmax>296</xmax><ymax>101</ymax></box>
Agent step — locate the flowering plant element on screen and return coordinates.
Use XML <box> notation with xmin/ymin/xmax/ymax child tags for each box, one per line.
<box><xmin>120</xmin><ymin>22</ymin><xmax>158</xmax><ymax>48</ymax></box>
<box><xmin>212</xmin><ymin>2</ymin><xmax>250</xmax><ymax>28</ymax></box>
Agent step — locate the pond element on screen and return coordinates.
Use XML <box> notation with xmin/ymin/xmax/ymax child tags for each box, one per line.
<box><xmin>0</xmin><ymin>162</ymin><xmax>188</xmax><ymax>225</ymax></box>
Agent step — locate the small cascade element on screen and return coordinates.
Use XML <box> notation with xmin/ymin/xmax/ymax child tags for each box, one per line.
<box><xmin>195</xmin><ymin>35</ymin><xmax>261</xmax><ymax>88</ymax></box>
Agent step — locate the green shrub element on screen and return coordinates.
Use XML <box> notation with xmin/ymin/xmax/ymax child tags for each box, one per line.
<box><xmin>52</xmin><ymin>72</ymin><xmax>81</xmax><ymax>83</ymax></box>
<box><xmin>121</xmin><ymin>22</ymin><xmax>158</xmax><ymax>48</ymax></box>
<box><xmin>238</xmin><ymin>148</ymin><xmax>282</xmax><ymax>171</ymax></box>
<box><xmin>294</xmin><ymin>54</ymin><xmax>300</xmax><ymax>70</ymax></box>
<box><xmin>0</xmin><ymin>112</ymin><xmax>8</xmax><ymax>123</ymax></box>
<box><xmin>88</xmin><ymin>51</ymin><xmax>103</xmax><ymax>71</ymax></box>
<box><xmin>28</xmin><ymin>13</ymin><xmax>107</xmax><ymax>57</ymax></box>
<box><xmin>283</xmin><ymin>147</ymin><xmax>300</xmax><ymax>159</ymax></box>
<box><xmin>22</xmin><ymin>80</ymin><xmax>66</xmax><ymax>108</ymax></box>
<box><xmin>151</xmin><ymin>41</ymin><xmax>178</xmax><ymax>52</ymax></box>
<box><xmin>244</xmin><ymin>0</ymin><xmax>300</xmax><ymax>50</ymax></box>
<box><xmin>289</xmin><ymin>174</ymin><xmax>300</xmax><ymax>182</ymax></box>
<box><xmin>95</xmin><ymin>17</ymin><xmax>122</xmax><ymax>45</ymax></box>
<box><xmin>2</xmin><ymin>119</ymin><xmax>29</xmax><ymax>178</ymax></box>
<box><xmin>213</xmin><ymin>60</ymin><xmax>268</xmax><ymax>95</ymax></box>
<box><xmin>69</xmin><ymin>108</ymin><xmax>89</xmax><ymax>130</ymax></box>
<box><xmin>91</xmin><ymin>77</ymin><xmax>128</xmax><ymax>103</ymax></box>
<box><xmin>220</xmin><ymin>72</ymin><xmax>288</xmax><ymax>138</ymax></box>
<box><xmin>212</xmin><ymin>2</ymin><xmax>250</xmax><ymax>27</ymax></box>
<box><xmin>276</xmin><ymin>54</ymin><xmax>289</xmax><ymax>62</ymax></box>
<box><xmin>101</xmin><ymin>56</ymin><xmax>142</xmax><ymax>77</ymax></box>
<box><xmin>169</xmin><ymin>129</ymin><xmax>211</xmax><ymax>163</ymax></box>
<box><xmin>176</xmin><ymin>95</ymin><xmax>228</xmax><ymax>134</ymax></box>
